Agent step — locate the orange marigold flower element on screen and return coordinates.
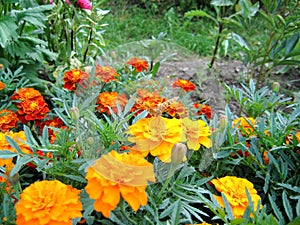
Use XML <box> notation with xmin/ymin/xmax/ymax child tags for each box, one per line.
<box><xmin>181</xmin><ymin>117</ymin><xmax>212</xmax><ymax>150</ymax></box>
<box><xmin>0</xmin><ymin>131</ymin><xmax>32</xmax><ymax>167</ymax></box>
<box><xmin>85</xmin><ymin>150</ymin><xmax>155</xmax><ymax>218</ymax></box>
<box><xmin>172</xmin><ymin>79</ymin><xmax>196</xmax><ymax>92</ymax></box>
<box><xmin>185</xmin><ymin>222</ymin><xmax>213</xmax><ymax>225</ymax></box>
<box><xmin>11</xmin><ymin>87</ymin><xmax>42</xmax><ymax>101</ymax></box>
<box><xmin>126</xmin><ymin>57</ymin><xmax>148</xmax><ymax>72</ymax></box>
<box><xmin>0</xmin><ymin>81</ymin><xmax>5</xmax><ymax>91</ymax></box>
<box><xmin>38</xmin><ymin>117</ymin><xmax>66</xmax><ymax>144</ymax></box>
<box><xmin>233</xmin><ymin>117</ymin><xmax>256</xmax><ymax>135</ymax></box>
<box><xmin>127</xmin><ymin>116</ymin><xmax>183</xmax><ymax>162</ymax></box>
<box><xmin>193</xmin><ymin>103</ymin><xmax>213</xmax><ymax>119</ymax></box>
<box><xmin>15</xmin><ymin>180</ymin><xmax>82</xmax><ymax>225</ymax></box>
<box><xmin>0</xmin><ymin>109</ymin><xmax>18</xmax><ymax>132</ymax></box>
<box><xmin>165</xmin><ymin>101</ymin><xmax>188</xmax><ymax>118</ymax></box>
<box><xmin>63</xmin><ymin>69</ymin><xmax>89</xmax><ymax>91</ymax></box>
<box><xmin>95</xmin><ymin>65</ymin><xmax>119</xmax><ymax>83</ymax></box>
<box><xmin>96</xmin><ymin>92</ymin><xmax>128</xmax><ymax>115</ymax></box>
<box><xmin>211</xmin><ymin>176</ymin><xmax>262</xmax><ymax>218</ymax></box>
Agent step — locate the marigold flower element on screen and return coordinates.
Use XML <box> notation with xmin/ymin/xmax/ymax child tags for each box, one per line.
<box><xmin>96</xmin><ymin>92</ymin><xmax>128</xmax><ymax>115</ymax></box>
<box><xmin>0</xmin><ymin>109</ymin><xmax>18</xmax><ymax>132</ymax></box>
<box><xmin>166</xmin><ymin>101</ymin><xmax>188</xmax><ymax>118</ymax></box>
<box><xmin>63</xmin><ymin>69</ymin><xmax>89</xmax><ymax>91</ymax></box>
<box><xmin>211</xmin><ymin>176</ymin><xmax>262</xmax><ymax>218</ymax></box>
<box><xmin>233</xmin><ymin>117</ymin><xmax>256</xmax><ymax>135</ymax></box>
<box><xmin>11</xmin><ymin>87</ymin><xmax>41</xmax><ymax>101</ymax></box>
<box><xmin>95</xmin><ymin>65</ymin><xmax>119</xmax><ymax>83</ymax></box>
<box><xmin>172</xmin><ymin>79</ymin><xmax>196</xmax><ymax>92</ymax></box>
<box><xmin>185</xmin><ymin>222</ymin><xmax>212</xmax><ymax>225</ymax></box>
<box><xmin>0</xmin><ymin>131</ymin><xmax>32</xmax><ymax>167</ymax></box>
<box><xmin>181</xmin><ymin>117</ymin><xmax>212</xmax><ymax>150</ymax></box>
<box><xmin>126</xmin><ymin>57</ymin><xmax>149</xmax><ymax>72</ymax></box>
<box><xmin>85</xmin><ymin>150</ymin><xmax>155</xmax><ymax>218</ymax></box>
<box><xmin>77</xmin><ymin>0</ymin><xmax>92</xmax><ymax>10</ymax></box>
<box><xmin>15</xmin><ymin>180</ymin><xmax>82</xmax><ymax>225</ymax></box>
<box><xmin>0</xmin><ymin>81</ymin><xmax>5</xmax><ymax>91</ymax></box>
<box><xmin>127</xmin><ymin>116</ymin><xmax>183</xmax><ymax>162</ymax></box>
<box><xmin>193</xmin><ymin>103</ymin><xmax>213</xmax><ymax>119</ymax></box>
<box><xmin>37</xmin><ymin>117</ymin><xmax>66</xmax><ymax>144</ymax></box>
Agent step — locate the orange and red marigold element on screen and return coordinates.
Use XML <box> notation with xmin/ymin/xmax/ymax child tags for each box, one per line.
<box><xmin>211</xmin><ymin>176</ymin><xmax>262</xmax><ymax>218</ymax></box>
<box><xmin>63</xmin><ymin>69</ymin><xmax>89</xmax><ymax>91</ymax></box>
<box><xmin>95</xmin><ymin>64</ymin><xmax>119</xmax><ymax>83</ymax></box>
<box><xmin>85</xmin><ymin>150</ymin><xmax>155</xmax><ymax>218</ymax></box>
<box><xmin>193</xmin><ymin>103</ymin><xmax>213</xmax><ymax>119</ymax></box>
<box><xmin>0</xmin><ymin>81</ymin><xmax>5</xmax><ymax>91</ymax></box>
<box><xmin>11</xmin><ymin>87</ymin><xmax>49</xmax><ymax>123</ymax></box>
<box><xmin>172</xmin><ymin>78</ymin><xmax>196</xmax><ymax>92</ymax></box>
<box><xmin>0</xmin><ymin>109</ymin><xmax>18</xmax><ymax>132</ymax></box>
<box><xmin>15</xmin><ymin>180</ymin><xmax>82</xmax><ymax>225</ymax></box>
<box><xmin>126</xmin><ymin>57</ymin><xmax>148</xmax><ymax>72</ymax></box>
<box><xmin>96</xmin><ymin>92</ymin><xmax>128</xmax><ymax>115</ymax></box>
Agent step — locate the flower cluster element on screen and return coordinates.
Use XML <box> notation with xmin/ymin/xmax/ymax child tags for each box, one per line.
<box><xmin>11</xmin><ymin>88</ymin><xmax>49</xmax><ymax>124</ymax></box>
<box><xmin>127</xmin><ymin>116</ymin><xmax>212</xmax><ymax>162</ymax></box>
<box><xmin>0</xmin><ymin>109</ymin><xmax>18</xmax><ymax>132</ymax></box>
<box><xmin>211</xmin><ymin>176</ymin><xmax>262</xmax><ymax>218</ymax></box>
<box><xmin>85</xmin><ymin>150</ymin><xmax>155</xmax><ymax>218</ymax></box>
<box><xmin>15</xmin><ymin>180</ymin><xmax>82</xmax><ymax>225</ymax></box>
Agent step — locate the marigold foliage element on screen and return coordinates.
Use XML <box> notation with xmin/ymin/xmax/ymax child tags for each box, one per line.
<box><xmin>211</xmin><ymin>176</ymin><xmax>262</xmax><ymax>218</ymax></box>
<box><xmin>15</xmin><ymin>180</ymin><xmax>82</xmax><ymax>225</ymax></box>
<box><xmin>85</xmin><ymin>150</ymin><xmax>155</xmax><ymax>218</ymax></box>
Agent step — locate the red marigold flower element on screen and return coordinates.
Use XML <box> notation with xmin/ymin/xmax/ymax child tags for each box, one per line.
<box><xmin>193</xmin><ymin>103</ymin><xmax>213</xmax><ymax>119</ymax></box>
<box><xmin>63</xmin><ymin>69</ymin><xmax>89</xmax><ymax>91</ymax></box>
<box><xmin>15</xmin><ymin>180</ymin><xmax>82</xmax><ymax>225</ymax></box>
<box><xmin>126</xmin><ymin>58</ymin><xmax>149</xmax><ymax>72</ymax></box>
<box><xmin>0</xmin><ymin>81</ymin><xmax>5</xmax><ymax>91</ymax></box>
<box><xmin>96</xmin><ymin>92</ymin><xmax>128</xmax><ymax>115</ymax></box>
<box><xmin>172</xmin><ymin>79</ymin><xmax>196</xmax><ymax>92</ymax></box>
<box><xmin>95</xmin><ymin>65</ymin><xmax>119</xmax><ymax>83</ymax></box>
<box><xmin>11</xmin><ymin>88</ymin><xmax>49</xmax><ymax>124</ymax></box>
<box><xmin>37</xmin><ymin>117</ymin><xmax>66</xmax><ymax>144</ymax></box>
<box><xmin>0</xmin><ymin>109</ymin><xmax>18</xmax><ymax>132</ymax></box>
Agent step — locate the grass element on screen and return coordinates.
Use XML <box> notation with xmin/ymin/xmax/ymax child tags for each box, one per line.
<box><xmin>101</xmin><ymin>6</ymin><xmax>216</xmax><ymax>56</ymax></box>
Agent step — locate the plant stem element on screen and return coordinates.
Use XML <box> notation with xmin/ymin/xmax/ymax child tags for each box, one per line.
<box><xmin>83</xmin><ymin>27</ymin><xmax>93</xmax><ymax>63</ymax></box>
<box><xmin>209</xmin><ymin>21</ymin><xmax>223</xmax><ymax>68</ymax></box>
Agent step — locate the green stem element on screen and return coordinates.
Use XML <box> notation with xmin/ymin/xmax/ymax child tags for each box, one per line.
<box><xmin>157</xmin><ymin>164</ymin><xmax>176</xmax><ymax>199</ymax></box>
<box><xmin>209</xmin><ymin>21</ymin><xmax>223</xmax><ymax>68</ymax></box>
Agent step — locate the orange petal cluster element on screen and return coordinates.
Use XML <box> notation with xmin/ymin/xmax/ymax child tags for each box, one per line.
<box><xmin>15</xmin><ymin>180</ymin><xmax>82</xmax><ymax>225</ymax></box>
<box><xmin>96</xmin><ymin>92</ymin><xmax>128</xmax><ymax>115</ymax></box>
<box><xmin>233</xmin><ymin>117</ymin><xmax>256</xmax><ymax>135</ymax></box>
<box><xmin>126</xmin><ymin>57</ymin><xmax>148</xmax><ymax>72</ymax></box>
<box><xmin>38</xmin><ymin>117</ymin><xmax>66</xmax><ymax>144</ymax></box>
<box><xmin>0</xmin><ymin>109</ymin><xmax>18</xmax><ymax>132</ymax></box>
<box><xmin>172</xmin><ymin>79</ymin><xmax>196</xmax><ymax>92</ymax></box>
<box><xmin>95</xmin><ymin>64</ymin><xmax>119</xmax><ymax>83</ymax></box>
<box><xmin>63</xmin><ymin>69</ymin><xmax>89</xmax><ymax>91</ymax></box>
<box><xmin>211</xmin><ymin>176</ymin><xmax>262</xmax><ymax>218</ymax></box>
<box><xmin>193</xmin><ymin>103</ymin><xmax>213</xmax><ymax>119</ymax></box>
<box><xmin>0</xmin><ymin>131</ymin><xmax>32</xmax><ymax>167</ymax></box>
<box><xmin>0</xmin><ymin>81</ymin><xmax>5</xmax><ymax>90</ymax></box>
<box><xmin>85</xmin><ymin>150</ymin><xmax>155</xmax><ymax>218</ymax></box>
<box><xmin>11</xmin><ymin>87</ymin><xmax>49</xmax><ymax>123</ymax></box>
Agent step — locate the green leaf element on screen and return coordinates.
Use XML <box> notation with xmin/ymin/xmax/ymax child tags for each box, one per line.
<box><xmin>211</xmin><ymin>0</ymin><xmax>234</xmax><ymax>7</ymax></box>
<box><xmin>268</xmin><ymin>194</ymin><xmax>285</xmax><ymax>224</ymax></box>
<box><xmin>170</xmin><ymin>200</ymin><xmax>181</xmax><ymax>225</ymax></box>
<box><xmin>285</xmin><ymin>33</ymin><xmax>300</xmax><ymax>54</ymax></box>
<box><xmin>0</xmin><ymin>16</ymin><xmax>18</xmax><ymax>48</ymax></box>
<box><xmin>282</xmin><ymin>191</ymin><xmax>293</xmax><ymax>221</ymax></box>
<box><xmin>184</xmin><ymin>10</ymin><xmax>218</xmax><ymax>24</ymax></box>
<box><xmin>63</xmin><ymin>174</ymin><xmax>87</xmax><ymax>183</ymax></box>
<box><xmin>287</xmin><ymin>216</ymin><xmax>300</xmax><ymax>225</ymax></box>
<box><xmin>0</xmin><ymin>150</ymin><xmax>18</xmax><ymax>159</ymax></box>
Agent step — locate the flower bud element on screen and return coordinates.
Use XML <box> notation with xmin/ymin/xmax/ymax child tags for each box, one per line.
<box><xmin>70</xmin><ymin>107</ymin><xmax>80</xmax><ymax>120</ymax></box>
<box><xmin>87</xmin><ymin>137</ymin><xmax>94</xmax><ymax>145</ymax></box>
<box><xmin>171</xmin><ymin>143</ymin><xmax>187</xmax><ymax>165</ymax></box>
<box><xmin>272</xmin><ymin>82</ymin><xmax>280</xmax><ymax>93</ymax></box>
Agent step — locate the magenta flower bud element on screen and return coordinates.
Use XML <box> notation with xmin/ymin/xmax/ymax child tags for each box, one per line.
<box><xmin>77</xmin><ymin>0</ymin><xmax>92</xmax><ymax>10</ymax></box>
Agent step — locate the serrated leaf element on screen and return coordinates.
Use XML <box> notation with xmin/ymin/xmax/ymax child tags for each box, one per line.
<box><xmin>282</xmin><ymin>191</ymin><xmax>293</xmax><ymax>221</ymax></box>
<box><xmin>268</xmin><ymin>194</ymin><xmax>285</xmax><ymax>224</ymax></box>
<box><xmin>184</xmin><ymin>10</ymin><xmax>218</xmax><ymax>24</ymax></box>
<box><xmin>211</xmin><ymin>0</ymin><xmax>234</xmax><ymax>7</ymax></box>
<box><xmin>0</xmin><ymin>16</ymin><xmax>18</xmax><ymax>48</ymax></box>
<box><xmin>0</xmin><ymin>150</ymin><xmax>18</xmax><ymax>159</ymax></box>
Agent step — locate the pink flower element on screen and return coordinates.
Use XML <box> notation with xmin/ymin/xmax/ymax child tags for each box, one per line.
<box><xmin>65</xmin><ymin>0</ymin><xmax>71</xmax><ymax>5</ymax></box>
<box><xmin>77</xmin><ymin>0</ymin><xmax>92</xmax><ymax>10</ymax></box>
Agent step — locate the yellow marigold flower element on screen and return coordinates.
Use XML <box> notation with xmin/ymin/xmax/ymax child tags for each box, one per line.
<box><xmin>127</xmin><ymin>116</ymin><xmax>183</xmax><ymax>162</ymax></box>
<box><xmin>0</xmin><ymin>109</ymin><xmax>18</xmax><ymax>132</ymax></box>
<box><xmin>85</xmin><ymin>150</ymin><xmax>155</xmax><ymax>218</ymax></box>
<box><xmin>15</xmin><ymin>180</ymin><xmax>82</xmax><ymax>225</ymax></box>
<box><xmin>96</xmin><ymin>92</ymin><xmax>128</xmax><ymax>115</ymax></box>
<box><xmin>0</xmin><ymin>81</ymin><xmax>5</xmax><ymax>91</ymax></box>
<box><xmin>95</xmin><ymin>65</ymin><xmax>119</xmax><ymax>83</ymax></box>
<box><xmin>172</xmin><ymin>78</ymin><xmax>196</xmax><ymax>92</ymax></box>
<box><xmin>0</xmin><ymin>131</ymin><xmax>31</xmax><ymax>167</ymax></box>
<box><xmin>182</xmin><ymin>117</ymin><xmax>212</xmax><ymax>150</ymax></box>
<box><xmin>233</xmin><ymin>117</ymin><xmax>256</xmax><ymax>135</ymax></box>
<box><xmin>211</xmin><ymin>176</ymin><xmax>262</xmax><ymax>218</ymax></box>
